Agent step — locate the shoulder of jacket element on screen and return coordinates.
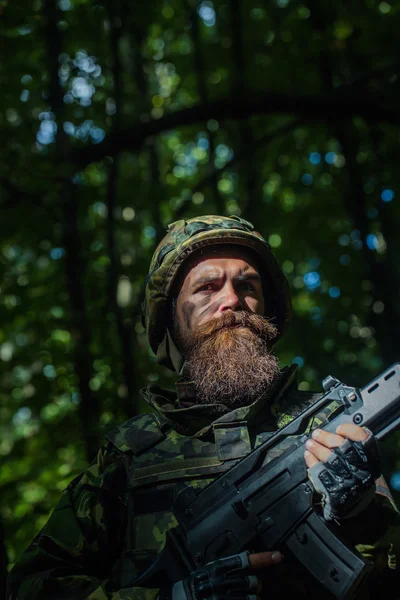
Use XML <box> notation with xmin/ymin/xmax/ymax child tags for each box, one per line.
<box><xmin>276</xmin><ymin>388</ymin><xmax>322</xmax><ymax>415</ymax></box>
<box><xmin>105</xmin><ymin>411</ymin><xmax>173</xmax><ymax>456</ymax></box>
<box><xmin>272</xmin><ymin>387</ymin><xmax>324</xmax><ymax>429</ymax></box>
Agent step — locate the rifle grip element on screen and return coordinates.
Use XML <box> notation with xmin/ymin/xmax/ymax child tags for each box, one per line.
<box><xmin>284</xmin><ymin>512</ymin><xmax>373</xmax><ymax>599</ymax></box>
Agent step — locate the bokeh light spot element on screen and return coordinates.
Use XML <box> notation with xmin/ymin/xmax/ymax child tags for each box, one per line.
<box><xmin>16</xmin><ymin>334</ymin><xmax>28</xmax><ymax>347</ymax></box>
<box><xmin>268</xmin><ymin>234</ymin><xmax>281</xmax><ymax>248</ymax></box>
<box><xmin>143</xmin><ymin>226</ymin><xmax>156</xmax><ymax>239</ymax></box>
<box><xmin>366</xmin><ymin>234</ymin><xmax>378</xmax><ymax>250</ymax></box>
<box><xmin>372</xmin><ymin>301</ymin><xmax>385</xmax><ymax>314</ymax></box>
<box><xmin>162</xmin><ymin>5</ymin><xmax>174</xmax><ymax>18</ymax></box>
<box><xmin>117</xmin><ymin>278</ymin><xmax>132</xmax><ymax>307</ymax></box>
<box><xmin>301</xmin><ymin>173</ymin><xmax>313</xmax><ymax>185</ymax></box>
<box><xmin>338</xmin><ymin>234</ymin><xmax>350</xmax><ymax>246</ymax></box>
<box><xmin>37</xmin><ymin>119</ymin><xmax>57</xmax><ymax>145</ymax></box>
<box><xmin>251</xmin><ymin>8</ymin><xmax>265</xmax><ymax>19</ymax></box>
<box><xmin>379</xmin><ymin>2</ymin><xmax>391</xmax><ymax>13</ymax></box>
<box><xmin>282</xmin><ymin>260</ymin><xmax>294</xmax><ymax>273</ymax></box>
<box><xmin>325</xmin><ymin>152</ymin><xmax>336</xmax><ymax>164</ymax></box>
<box><xmin>43</xmin><ymin>365</ymin><xmax>56</xmax><ymax>379</ymax></box>
<box><xmin>90</xmin><ymin>127</ymin><xmax>105</xmax><ymax>144</ymax></box>
<box><xmin>122</xmin><ymin>207</ymin><xmax>135</xmax><ymax>221</ymax></box>
<box><xmin>0</xmin><ymin>343</ymin><xmax>14</xmax><ymax>362</ymax></box>
<box><xmin>381</xmin><ymin>189</ymin><xmax>394</xmax><ymax>203</ymax></box>
<box><xmin>20</xmin><ymin>90</ymin><xmax>29</xmax><ymax>102</ymax></box>
<box><xmin>198</xmin><ymin>2</ymin><xmax>216</xmax><ymax>27</ymax></box>
<box><xmin>390</xmin><ymin>472</ymin><xmax>400</xmax><ymax>491</ymax></box>
<box><xmin>12</xmin><ymin>407</ymin><xmax>32</xmax><ymax>425</ymax></box>
<box><xmin>207</xmin><ymin>119</ymin><xmax>219</xmax><ymax>131</ymax></box>
<box><xmin>50</xmin><ymin>248</ymin><xmax>65</xmax><ymax>260</ymax></box>
<box><xmin>291</xmin><ymin>356</ymin><xmax>304</xmax><ymax>368</ymax></box>
<box><xmin>334</xmin><ymin>154</ymin><xmax>345</xmax><ymax>168</ymax></box>
<box><xmin>303</xmin><ymin>271</ymin><xmax>320</xmax><ymax>290</ymax></box>
<box><xmin>298</xmin><ymin>6</ymin><xmax>310</xmax><ymax>18</ymax></box>
<box><xmin>93</xmin><ymin>202</ymin><xmax>107</xmax><ymax>217</ymax></box>
<box><xmin>309</xmin><ymin>152</ymin><xmax>321</xmax><ymax>165</ymax></box>
<box><xmin>329</xmin><ymin>286</ymin><xmax>341</xmax><ymax>298</ymax></box>
<box><xmin>192</xmin><ymin>192</ymin><xmax>204</xmax><ymax>205</ymax></box>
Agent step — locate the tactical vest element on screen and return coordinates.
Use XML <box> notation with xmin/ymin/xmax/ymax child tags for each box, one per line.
<box><xmin>105</xmin><ymin>388</ymin><xmax>397</xmax><ymax>595</ymax></box>
<box><xmin>104</xmin><ymin>387</ymin><xmax>328</xmax><ymax>590</ymax></box>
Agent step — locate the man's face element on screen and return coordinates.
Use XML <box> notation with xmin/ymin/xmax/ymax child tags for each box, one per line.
<box><xmin>175</xmin><ymin>246</ymin><xmax>265</xmax><ymax>336</ymax></box>
<box><xmin>173</xmin><ymin>246</ymin><xmax>280</xmax><ymax>408</ymax></box>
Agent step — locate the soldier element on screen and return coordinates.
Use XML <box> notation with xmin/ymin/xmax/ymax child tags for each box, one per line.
<box><xmin>7</xmin><ymin>215</ymin><xmax>400</xmax><ymax>599</ymax></box>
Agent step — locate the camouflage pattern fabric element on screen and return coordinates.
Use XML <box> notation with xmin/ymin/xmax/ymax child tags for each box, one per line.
<box><xmin>7</xmin><ymin>367</ymin><xmax>400</xmax><ymax>599</ymax></box>
<box><xmin>142</xmin><ymin>215</ymin><xmax>291</xmax><ymax>372</ymax></box>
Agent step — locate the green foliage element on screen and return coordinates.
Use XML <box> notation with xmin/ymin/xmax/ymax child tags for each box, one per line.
<box><xmin>1</xmin><ymin>0</ymin><xmax>400</xmax><ymax>573</ymax></box>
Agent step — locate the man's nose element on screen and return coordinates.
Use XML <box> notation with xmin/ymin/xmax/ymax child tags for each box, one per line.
<box><xmin>218</xmin><ymin>283</ymin><xmax>241</xmax><ymax>312</ymax></box>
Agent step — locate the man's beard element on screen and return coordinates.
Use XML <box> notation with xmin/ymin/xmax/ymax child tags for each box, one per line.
<box><xmin>176</xmin><ymin>311</ymin><xmax>281</xmax><ymax>409</ymax></box>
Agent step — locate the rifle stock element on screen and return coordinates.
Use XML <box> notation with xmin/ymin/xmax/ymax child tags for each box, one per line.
<box><xmin>133</xmin><ymin>363</ymin><xmax>400</xmax><ymax>598</ymax></box>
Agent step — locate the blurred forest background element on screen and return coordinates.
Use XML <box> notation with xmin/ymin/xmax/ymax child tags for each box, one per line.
<box><xmin>1</xmin><ymin>0</ymin><xmax>400</xmax><ymax>593</ymax></box>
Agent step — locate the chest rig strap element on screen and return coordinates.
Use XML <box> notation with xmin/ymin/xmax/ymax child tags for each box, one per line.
<box><xmin>128</xmin><ymin>422</ymin><xmax>252</xmax><ymax>488</ymax></box>
<box><xmin>212</xmin><ymin>421</ymin><xmax>251</xmax><ymax>461</ymax></box>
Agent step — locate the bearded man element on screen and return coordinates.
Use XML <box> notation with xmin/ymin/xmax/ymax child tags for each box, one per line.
<box><xmin>7</xmin><ymin>215</ymin><xmax>400</xmax><ymax>599</ymax></box>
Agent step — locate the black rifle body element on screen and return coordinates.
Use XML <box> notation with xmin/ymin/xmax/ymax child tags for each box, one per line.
<box><xmin>134</xmin><ymin>363</ymin><xmax>400</xmax><ymax>598</ymax></box>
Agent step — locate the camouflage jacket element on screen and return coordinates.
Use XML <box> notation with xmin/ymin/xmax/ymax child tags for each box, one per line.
<box><xmin>7</xmin><ymin>366</ymin><xmax>400</xmax><ymax>599</ymax></box>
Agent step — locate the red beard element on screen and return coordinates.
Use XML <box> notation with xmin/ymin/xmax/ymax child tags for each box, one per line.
<box><xmin>178</xmin><ymin>311</ymin><xmax>281</xmax><ymax>408</ymax></box>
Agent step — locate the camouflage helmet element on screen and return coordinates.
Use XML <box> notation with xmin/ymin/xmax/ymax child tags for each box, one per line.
<box><xmin>143</xmin><ymin>215</ymin><xmax>291</xmax><ymax>373</ymax></box>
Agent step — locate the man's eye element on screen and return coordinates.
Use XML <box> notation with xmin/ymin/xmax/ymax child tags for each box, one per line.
<box><xmin>239</xmin><ymin>282</ymin><xmax>256</xmax><ymax>292</ymax></box>
<box><xmin>197</xmin><ymin>283</ymin><xmax>215</xmax><ymax>292</ymax></box>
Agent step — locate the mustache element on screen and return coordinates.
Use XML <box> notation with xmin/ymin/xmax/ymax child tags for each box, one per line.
<box><xmin>192</xmin><ymin>311</ymin><xmax>278</xmax><ymax>342</ymax></box>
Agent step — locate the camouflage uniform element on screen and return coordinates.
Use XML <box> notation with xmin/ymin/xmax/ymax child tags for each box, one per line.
<box><xmin>7</xmin><ymin>367</ymin><xmax>400</xmax><ymax>599</ymax></box>
<box><xmin>7</xmin><ymin>216</ymin><xmax>400</xmax><ymax>598</ymax></box>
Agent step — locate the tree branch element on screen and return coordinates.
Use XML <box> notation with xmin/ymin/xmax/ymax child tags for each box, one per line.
<box><xmin>71</xmin><ymin>91</ymin><xmax>400</xmax><ymax>168</ymax></box>
<box><xmin>173</xmin><ymin>118</ymin><xmax>302</xmax><ymax>220</ymax></box>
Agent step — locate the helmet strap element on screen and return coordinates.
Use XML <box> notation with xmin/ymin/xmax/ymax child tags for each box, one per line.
<box><xmin>156</xmin><ymin>328</ymin><xmax>185</xmax><ymax>375</ymax></box>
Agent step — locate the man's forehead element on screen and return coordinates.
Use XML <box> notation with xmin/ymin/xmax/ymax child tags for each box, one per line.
<box><xmin>178</xmin><ymin>245</ymin><xmax>261</xmax><ymax>286</ymax></box>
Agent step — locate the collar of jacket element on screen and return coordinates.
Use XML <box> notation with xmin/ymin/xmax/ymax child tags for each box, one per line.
<box><xmin>140</xmin><ymin>364</ymin><xmax>299</xmax><ymax>437</ymax></box>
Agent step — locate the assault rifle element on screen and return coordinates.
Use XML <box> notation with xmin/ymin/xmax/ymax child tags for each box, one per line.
<box><xmin>134</xmin><ymin>363</ymin><xmax>400</xmax><ymax>598</ymax></box>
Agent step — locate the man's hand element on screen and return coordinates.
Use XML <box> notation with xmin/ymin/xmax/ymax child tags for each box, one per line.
<box><xmin>304</xmin><ymin>424</ymin><xmax>381</xmax><ymax>521</ymax></box>
<box><xmin>172</xmin><ymin>550</ymin><xmax>282</xmax><ymax>600</ymax></box>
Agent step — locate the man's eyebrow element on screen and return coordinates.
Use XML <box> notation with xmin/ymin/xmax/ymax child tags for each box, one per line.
<box><xmin>191</xmin><ymin>271</ymin><xmax>262</xmax><ymax>287</ymax></box>
<box><xmin>235</xmin><ymin>271</ymin><xmax>262</xmax><ymax>282</ymax></box>
<box><xmin>191</xmin><ymin>273</ymin><xmax>223</xmax><ymax>287</ymax></box>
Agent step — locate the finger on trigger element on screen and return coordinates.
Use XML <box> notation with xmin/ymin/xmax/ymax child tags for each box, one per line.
<box><xmin>248</xmin><ymin>551</ymin><xmax>282</xmax><ymax>568</ymax></box>
<box><xmin>304</xmin><ymin>449</ymin><xmax>319</xmax><ymax>468</ymax></box>
<box><xmin>305</xmin><ymin>439</ymin><xmax>332</xmax><ymax>462</ymax></box>
<box><xmin>335</xmin><ymin>423</ymin><xmax>368</xmax><ymax>441</ymax></box>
